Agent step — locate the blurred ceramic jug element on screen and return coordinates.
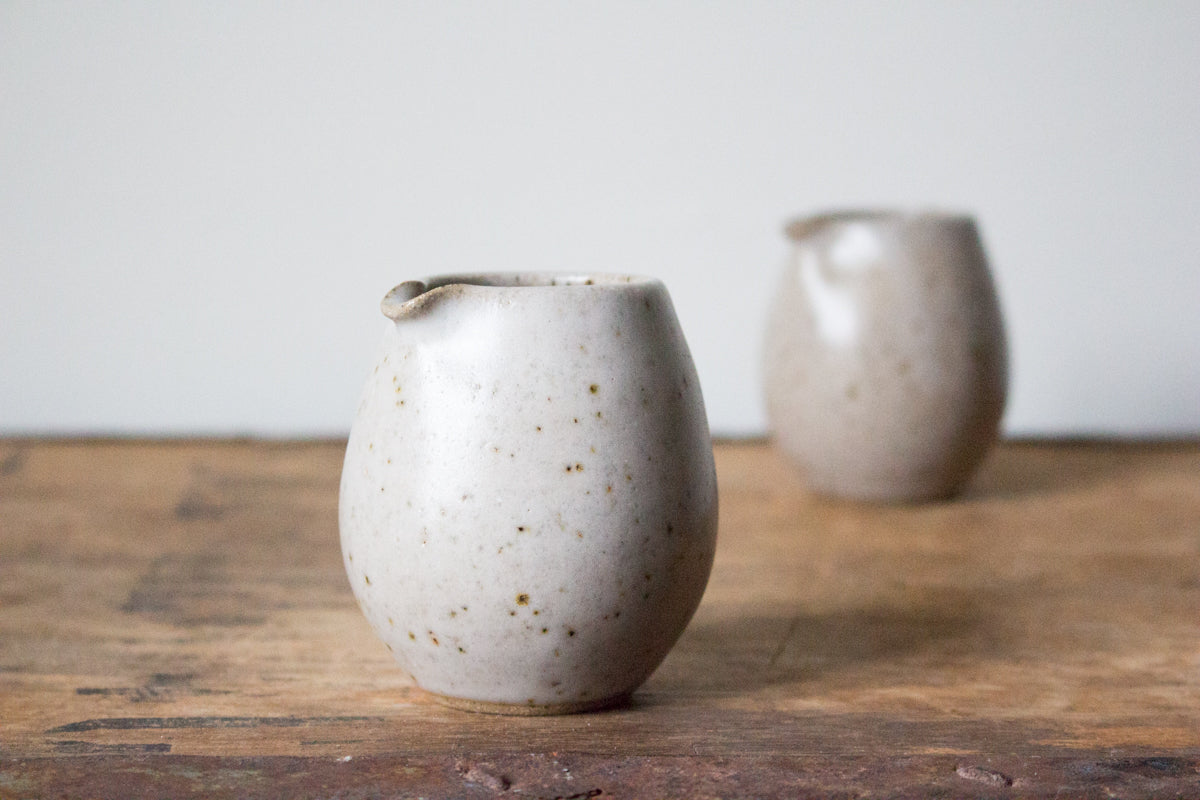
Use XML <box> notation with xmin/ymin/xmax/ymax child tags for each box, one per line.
<box><xmin>763</xmin><ymin>211</ymin><xmax>1007</xmax><ymax>502</ymax></box>
<box><xmin>340</xmin><ymin>273</ymin><xmax>718</xmax><ymax>714</ymax></box>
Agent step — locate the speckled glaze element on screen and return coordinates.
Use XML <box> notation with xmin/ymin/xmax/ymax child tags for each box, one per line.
<box><xmin>763</xmin><ymin>211</ymin><xmax>1007</xmax><ymax>502</ymax></box>
<box><xmin>339</xmin><ymin>273</ymin><xmax>718</xmax><ymax>713</ymax></box>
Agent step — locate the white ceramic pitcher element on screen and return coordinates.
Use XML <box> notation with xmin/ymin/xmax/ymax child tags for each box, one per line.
<box><xmin>340</xmin><ymin>273</ymin><xmax>718</xmax><ymax>714</ymax></box>
<box><xmin>763</xmin><ymin>211</ymin><xmax>1008</xmax><ymax>502</ymax></box>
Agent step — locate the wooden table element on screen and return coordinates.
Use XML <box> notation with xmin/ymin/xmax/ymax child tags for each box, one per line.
<box><xmin>2</xmin><ymin>439</ymin><xmax>1198</xmax><ymax>798</ymax></box>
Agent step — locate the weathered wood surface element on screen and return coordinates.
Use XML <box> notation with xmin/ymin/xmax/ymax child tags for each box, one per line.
<box><xmin>1</xmin><ymin>439</ymin><xmax>1198</xmax><ymax>798</ymax></box>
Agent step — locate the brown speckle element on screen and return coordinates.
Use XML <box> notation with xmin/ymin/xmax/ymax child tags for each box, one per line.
<box><xmin>845</xmin><ymin>383</ymin><xmax>860</xmax><ymax>400</ymax></box>
<box><xmin>567</xmin><ymin>628</ymin><xmax>576</xmax><ymax>637</ymax></box>
<box><xmin>363</xmin><ymin>575</ymin><xmax>371</xmax><ymax>586</ymax></box>
<box><xmin>595</xmin><ymin>411</ymin><xmax>603</xmax><ymax>418</ymax></box>
<box><xmin>408</xmin><ymin>631</ymin><xmax>416</xmax><ymax>640</ymax></box>
<box><xmin>457</xmin><ymin>646</ymin><xmax>466</xmax><ymax>653</ymax></box>
<box><xmin>387</xmin><ymin>616</ymin><xmax>394</xmax><ymax>626</ymax></box>
<box><xmin>606</xmin><ymin>485</ymin><xmax>613</xmax><ymax>494</ymax></box>
<box><xmin>536</xmin><ymin>425</ymin><xmax>542</xmax><ymax>432</ymax></box>
<box><xmin>516</xmin><ymin>593</ymin><xmax>530</xmax><ymax>606</ymax></box>
<box><xmin>517</xmin><ymin>526</ymin><xmax>526</xmax><ymax>532</ymax></box>
<box><xmin>589</xmin><ymin>383</ymin><xmax>599</xmax><ymax>394</ymax></box>
<box><xmin>540</xmin><ymin>628</ymin><xmax>548</xmax><ymax>634</ymax></box>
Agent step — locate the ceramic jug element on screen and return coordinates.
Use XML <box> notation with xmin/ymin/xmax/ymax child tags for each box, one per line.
<box><xmin>763</xmin><ymin>211</ymin><xmax>1007</xmax><ymax>502</ymax></box>
<box><xmin>339</xmin><ymin>273</ymin><xmax>718</xmax><ymax>714</ymax></box>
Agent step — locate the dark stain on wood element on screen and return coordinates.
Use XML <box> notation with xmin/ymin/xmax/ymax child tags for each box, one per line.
<box><xmin>0</xmin><ymin>447</ymin><xmax>27</xmax><ymax>476</ymax></box>
<box><xmin>121</xmin><ymin>554</ymin><xmax>265</xmax><ymax>627</ymax></box>
<box><xmin>47</xmin><ymin>715</ymin><xmax>384</xmax><ymax>734</ymax></box>
<box><xmin>76</xmin><ymin>673</ymin><xmax>229</xmax><ymax>702</ymax></box>
<box><xmin>174</xmin><ymin>490</ymin><xmax>225</xmax><ymax>520</ymax></box>
<box><xmin>1099</xmin><ymin>756</ymin><xmax>1194</xmax><ymax>778</ymax></box>
<box><xmin>50</xmin><ymin>740</ymin><xmax>172</xmax><ymax>755</ymax></box>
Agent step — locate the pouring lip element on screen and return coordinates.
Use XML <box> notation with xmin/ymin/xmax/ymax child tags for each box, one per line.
<box><xmin>380</xmin><ymin>271</ymin><xmax>660</xmax><ymax>321</ymax></box>
<box><xmin>784</xmin><ymin>209</ymin><xmax>976</xmax><ymax>241</ymax></box>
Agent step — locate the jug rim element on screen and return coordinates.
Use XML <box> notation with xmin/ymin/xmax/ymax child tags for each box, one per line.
<box><xmin>784</xmin><ymin>209</ymin><xmax>976</xmax><ymax>241</ymax></box>
<box><xmin>381</xmin><ymin>272</ymin><xmax>660</xmax><ymax>321</ymax></box>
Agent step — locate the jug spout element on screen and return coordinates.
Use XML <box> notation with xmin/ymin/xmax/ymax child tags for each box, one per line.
<box><xmin>381</xmin><ymin>281</ymin><xmax>429</xmax><ymax>321</ymax></box>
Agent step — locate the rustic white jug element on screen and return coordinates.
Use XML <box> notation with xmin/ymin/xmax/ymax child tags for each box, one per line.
<box><xmin>340</xmin><ymin>273</ymin><xmax>718</xmax><ymax>714</ymax></box>
<box><xmin>763</xmin><ymin>211</ymin><xmax>1008</xmax><ymax>502</ymax></box>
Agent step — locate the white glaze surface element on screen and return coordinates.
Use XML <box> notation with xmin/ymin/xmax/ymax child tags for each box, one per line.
<box><xmin>340</xmin><ymin>273</ymin><xmax>718</xmax><ymax>711</ymax></box>
<box><xmin>764</xmin><ymin>212</ymin><xmax>1008</xmax><ymax>502</ymax></box>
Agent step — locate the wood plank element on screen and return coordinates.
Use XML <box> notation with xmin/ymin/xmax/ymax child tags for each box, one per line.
<box><xmin>1</xmin><ymin>439</ymin><xmax>1198</xmax><ymax>797</ymax></box>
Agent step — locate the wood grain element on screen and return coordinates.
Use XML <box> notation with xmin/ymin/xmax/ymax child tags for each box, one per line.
<box><xmin>1</xmin><ymin>439</ymin><xmax>1198</xmax><ymax>798</ymax></box>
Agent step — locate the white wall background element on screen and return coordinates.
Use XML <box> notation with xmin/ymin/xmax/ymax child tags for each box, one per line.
<box><xmin>3</xmin><ymin>2</ymin><xmax>1198</xmax><ymax>438</ymax></box>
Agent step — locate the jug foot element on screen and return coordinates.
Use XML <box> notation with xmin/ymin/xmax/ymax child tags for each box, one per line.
<box><xmin>425</xmin><ymin>690</ymin><xmax>632</xmax><ymax>716</ymax></box>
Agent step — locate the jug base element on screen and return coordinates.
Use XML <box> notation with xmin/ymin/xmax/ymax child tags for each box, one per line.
<box><xmin>426</xmin><ymin>690</ymin><xmax>632</xmax><ymax>716</ymax></box>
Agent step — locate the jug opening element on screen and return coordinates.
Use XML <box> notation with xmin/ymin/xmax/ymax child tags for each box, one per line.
<box><xmin>381</xmin><ymin>272</ymin><xmax>651</xmax><ymax>321</ymax></box>
<box><xmin>784</xmin><ymin>210</ymin><xmax>974</xmax><ymax>242</ymax></box>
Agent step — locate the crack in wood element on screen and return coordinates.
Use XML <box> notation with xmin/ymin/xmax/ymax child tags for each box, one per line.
<box><xmin>766</xmin><ymin>615</ymin><xmax>802</xmax><ymax>669</ymax></box>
